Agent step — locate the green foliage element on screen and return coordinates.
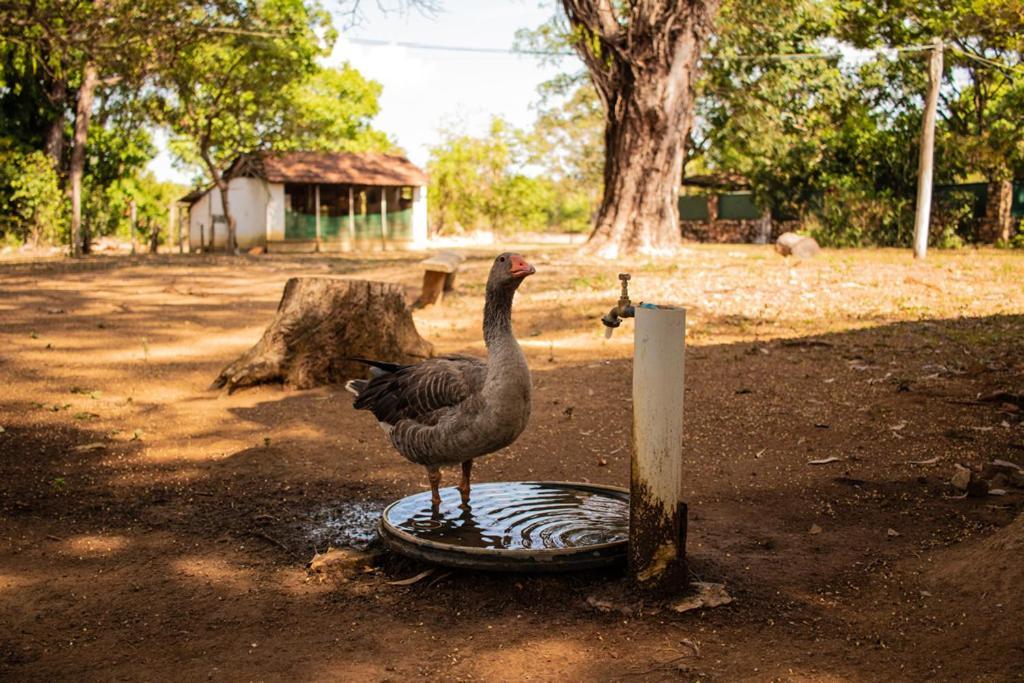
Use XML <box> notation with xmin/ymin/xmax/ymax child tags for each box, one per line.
<box><xmin>273</xmin><ymin>64</ymin><xmax>395</xmax><ymax>153</ymax></box>
<box><xmin>837</xmin><ymin>0</ymin><xmax>1024</xmax><ymax>182</ymax></box>
<box><xmin>88</xmin><ymin>172</ymin><xmax>184</xmax><ymax>246</ymax></box>
<box><xmin>686</xmin><ymin>0</ymin><xmax>1024</xmax><ymax>247</ymax></box>
<box><xmin>516</xmin><ymin>0</ymin><xmax>1023</xmax><ymax>247</ymax></box>
<box><xmin>156</xmin><ymin>0</ymin><xmax>391</xmax><ymax>177</ymax></box>
<box><xmin>1012</xmin><ymin>220</ymin><xmax>1024</xmax><ymax>249</ymax></box>
<box><xmin>427</xmin><ymin>117</ymin><xmax>519</xmax><ymax>233</ymax></box>
<box><xmin>0</xmin><ymin>142</ymin><xmax>65</xmax><ymax>245</ymax></box>
<box><xmin>155</xmin><ymin>0</ymin><xmax>333</xmax><ymax>172</ymax></box>
<box><xmin>427</xmin><ymin>116</ymin><xmax>590</xmax><ymax>235</ymax></box>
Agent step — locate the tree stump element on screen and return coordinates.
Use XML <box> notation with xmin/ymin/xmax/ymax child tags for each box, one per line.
<box><xmin>212</xmin><ymin>278</ymin><xmax>433</xmax><ymax>393</ymax></box>
<box><xmin>415</xmin><ymin>251</ymin><xmax>464</xmax><ymax>308</ymax></box>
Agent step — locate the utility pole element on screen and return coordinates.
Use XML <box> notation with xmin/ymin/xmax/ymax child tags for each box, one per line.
<box><xmin>912</xmin><ymin>38</ymin><xmax>943</xmax><ymax>260</ymax></box>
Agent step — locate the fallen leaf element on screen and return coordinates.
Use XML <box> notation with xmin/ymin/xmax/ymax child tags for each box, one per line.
<box><xmin>992</xmin><ymin>459</ymin><xmax>1021</xmax><ymax>472</ymax></box>
<box><xmin>73</xmin><ymin>442</ymin><xmax>106</xmax><ymax>452</ymax></box>
<box><xmin>907</xmin><ymin>456</ymin><xmax>940</xmax><ymax>466</ymax></box>
<box><xmin>886</xmin><ymin>528</ymin><xmax>900</xmax><ymax>537</ymax></box>
<box><xmin>809</xmin><ymin>523</ymin><xmax>822</xmax><ymax>535</ymax></box>
<box><xmin>670</xmin><ymin>582</ymin><xmax>733</xmax><ymax>613</ymax></box>
<box><xmin>808</xmin><ymin>457</ymin><xmax>842</xmax><ymax>465</ymax></box>
<box><xmin>989</xmin><ymin>489</ymin><xmax>1008</xmax><ymax>496</ymax></box>
<box><xmin>387</xmin><ymin>569</ymin><xmax>434</xmax><ymax>586</ymax></box>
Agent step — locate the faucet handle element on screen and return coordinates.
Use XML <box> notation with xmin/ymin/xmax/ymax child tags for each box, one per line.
<box><xmin>618</xmin><ymin>273</ymin><xmax>631</xmax><ymax>299</ymax></box>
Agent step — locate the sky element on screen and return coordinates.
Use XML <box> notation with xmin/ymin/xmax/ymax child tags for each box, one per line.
<box><xmin>147</xmin><ymin>0</ymin><xmax>574</xmax><ymax>186</ymax></box>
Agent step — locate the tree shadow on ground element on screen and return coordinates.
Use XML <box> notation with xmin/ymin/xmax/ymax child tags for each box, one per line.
<box><xmin>1</xmin><ymin>314</ymin><xmax>1022</xmax><ymax>680</ymax></box>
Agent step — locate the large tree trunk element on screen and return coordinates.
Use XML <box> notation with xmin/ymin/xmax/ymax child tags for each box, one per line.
<box><xmin>44</xmin><ymin>78</ymin><xmax>67</xmax><ymax>171</ymax></box>
<box><xmin>585</xmin><ymin>76</ymin><xmax>692</xmax><ymax>258</ymax></box>
<box><xmin>217</xmin><ymin>180</ymin><xmax>238</xmax><ymax>254</ymax></box>
<box><xmin>69</xmin><ymin>61</ymin><xmax>98</xmax><ymax>258</ymax></box>
<box><xmin>212</xmin><ymin>278</ymin><xmax>433</xmax><ymax>393</ymax></box>
<box><xmin>202</xmin><ymin>152</ymin><xmax>237</xmax><ymax>254</ymax></box>
<box><xmin>563</xmin><ymin>1</ymin><xmax>718</xmax><ymax>258</ymax></box>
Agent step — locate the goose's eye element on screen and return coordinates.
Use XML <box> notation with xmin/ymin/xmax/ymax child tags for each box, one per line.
<box><xmin>498</xmin><ymin>256</ymin><xmax>506</xmax><ymax>262</ymax></box>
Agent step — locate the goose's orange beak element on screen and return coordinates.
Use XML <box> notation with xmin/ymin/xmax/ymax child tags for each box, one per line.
<box><xmin>509</xmin><ymin>255</ymin><xmax>535</xmax><ymax>279</ymax></box>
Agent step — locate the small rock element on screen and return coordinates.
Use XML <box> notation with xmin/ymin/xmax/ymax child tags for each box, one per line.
<box><xmin>950</xmin><ymin>464</ymin><xmax>972</xmax><ymax>491</ymax></box>
<box><xmin>596</xmin><ymin>458</ymin><xmax>608</xmax><ymax>467</ymax></box>
<box><xmin>886</xmin><ymin>528</ymin><xmax>900</xmax><ymax>538</ymax></box>
<box><xmin>809</xmin><ymin>524</ymin><xmax>822</xmax><ymax>535</ymax></box>
<box><xmin>775</xmin><ymin>232</ymin><xmax>821</xmax><ymax>258</ymax></box>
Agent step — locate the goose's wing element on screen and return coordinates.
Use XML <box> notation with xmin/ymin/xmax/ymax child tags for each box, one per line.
<box><xmin>351</xmin><ymin>354</ymin><xmax>487</xmax><ymax>426</ymax></box>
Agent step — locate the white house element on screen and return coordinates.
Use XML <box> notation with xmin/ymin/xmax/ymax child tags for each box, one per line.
<box><xmin>181</xmin><ymin>151</ymin><xmax>429</xmax><ymax>252</ymax></box>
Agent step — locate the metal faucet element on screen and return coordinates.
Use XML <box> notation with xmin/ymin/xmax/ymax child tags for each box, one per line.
<box><xmin>601</xmin><ymin>273</ymin><xmax>635</xmax><ymax>337</ymax></box>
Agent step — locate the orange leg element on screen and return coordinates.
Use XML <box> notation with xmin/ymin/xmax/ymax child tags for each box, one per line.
<box><xmin>458</xmin><ymin>459</ymin><xmax>473</xmax><ymax>504</ymax></box>
<box><xmin>427</xmin><ymin>466</ymin><xmax>442</xmax><ymax>508</ymax></box>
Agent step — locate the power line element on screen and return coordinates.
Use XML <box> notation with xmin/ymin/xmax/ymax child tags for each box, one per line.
<box><xmin>345</xmin><ymin>36</ymin><xmax>941</xmax><ymax>62</ymax></box>
<box><xmin>950</xmin><ymin>47</ymin><xmax>1024</xmax><ymax>75</ymax></box>
<box><xmin>347</xmin><ymin>37</ymin><xmax>572</xmax><ymax>56</ymax></box>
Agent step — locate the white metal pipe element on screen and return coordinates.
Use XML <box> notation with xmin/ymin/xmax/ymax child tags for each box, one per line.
<box><xmin>630</xmin><ymin>304</ymin><xmax>687</xmax><ymax>587</ymax></box>
<box><xmin>913</xmin><ymin>38</ymin><xmax>943</xmax><ymax>260</ymax></box>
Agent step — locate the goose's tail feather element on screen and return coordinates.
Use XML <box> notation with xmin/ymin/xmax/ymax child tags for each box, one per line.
<box><xmin>345</xmin><ymin>358</ymin><xmax>404</xmax><ymax>373</ymax></box>
<box><xmin>345</xmin><ymin>358</ymin><xmax>404</xmax><ymax>397</ymax></box>
<box><xmin>345</xmin><ymin>379</ymin><xmax>369</xmax><ymax>396</ymax></box>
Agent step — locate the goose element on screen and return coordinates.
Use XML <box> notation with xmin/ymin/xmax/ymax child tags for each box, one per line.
<box><xmin>345</xmin><ymin>252</ymin><xmax>535</xmax><ymax>507</ymax></box>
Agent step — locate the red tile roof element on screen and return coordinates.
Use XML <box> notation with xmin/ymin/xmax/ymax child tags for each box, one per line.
<box><xmin>230</xmin><ymin>151</ymin><xmax>427</xmax><ymax>187</ymax></box>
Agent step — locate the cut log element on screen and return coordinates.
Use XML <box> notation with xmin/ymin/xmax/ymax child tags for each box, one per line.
<box><xmin>212</xmin><ymin>278</ymin><xmax>433</xmax><ymax>393</ymax></box>
<box><xmin>775</xmin><ymin>232</ymin><xmax>821</xmax><ymax>258</ymax></box>
<box><xmin>415</xmin><ymin>251</ymin><xmax>464</xmax><ymax>308</ymax></box>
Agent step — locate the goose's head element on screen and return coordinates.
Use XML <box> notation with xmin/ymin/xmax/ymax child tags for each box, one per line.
<box><xmin>487</xmin><ymin>252</ymin><xmax>535</xmax><ymax>292</ymax></box>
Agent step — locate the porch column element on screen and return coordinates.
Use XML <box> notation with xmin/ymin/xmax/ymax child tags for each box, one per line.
<box><xmin>348</xmin><ymin>185</ymin><xmax>355</xmax><ymax>247</ymax></box>
<box><xmin>314</xmin><ymin>184</ymin><xmax>322</xmax><ymax>252</ymax></box>
<box><xmin>380</xmin><ymin>186</ymin><xmax>388</xmax><ymax>251</ymax></box>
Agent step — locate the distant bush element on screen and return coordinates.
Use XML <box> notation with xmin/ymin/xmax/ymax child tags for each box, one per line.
<box><xmin>929</xmin><ymin>190</ymin><xmax>978</xmax><ymax>249</ymax></box>
<box><xmin>807</xmin><ymin>184</ymin><xmax>912</xmax><ymax>248</ymax></box>
<box><xmin>0</xmin><ymin>143</ymin><xmax>66</xmax><ymax>247</ymax></box>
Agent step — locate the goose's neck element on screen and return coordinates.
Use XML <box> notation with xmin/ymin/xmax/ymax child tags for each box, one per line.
<box><xmin>483</xmin><ymin>285</ymin><xmax>516</xmax><ymax>349</ymax></box>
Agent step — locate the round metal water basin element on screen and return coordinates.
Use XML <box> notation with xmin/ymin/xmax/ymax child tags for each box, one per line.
<box><xmin>379</xmin><ymin>481</ymin><xmax>629</xmax><ymax>571</ymax></box>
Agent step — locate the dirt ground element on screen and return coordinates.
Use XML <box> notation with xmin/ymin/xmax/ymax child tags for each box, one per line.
<box><xmin>1</xmin><ymin>244</ymin><xmax>1022</xmax><ymax>681</ymax></box>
